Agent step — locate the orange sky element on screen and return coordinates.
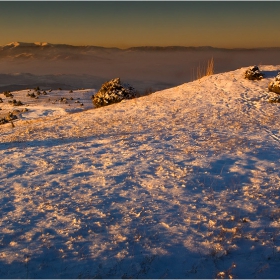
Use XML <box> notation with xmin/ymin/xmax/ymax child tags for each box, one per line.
<box><xmin>0</xmin><ymin>2</ymin><xmax>280</xmax><ymax>48</ymax></box>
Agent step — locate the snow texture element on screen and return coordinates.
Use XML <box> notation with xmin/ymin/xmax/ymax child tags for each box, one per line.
<box><xmin>0</xmin><ymin>65</ymin><xmax>280</xmax><ymax>278</ymax></box>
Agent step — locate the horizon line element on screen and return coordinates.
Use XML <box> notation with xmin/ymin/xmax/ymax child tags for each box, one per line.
<box><xmin>2</xmin><ymin>41</ymin><xmax>280</xmax><ymax>51</ymax></box>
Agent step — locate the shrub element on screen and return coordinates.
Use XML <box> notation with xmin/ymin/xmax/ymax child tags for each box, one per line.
<box><xmin>268</xmin><ymin>96</ymin><xmax>280</xmax><ymax>103</ymax></box>
<box><xmin>92</xmin><ymin>78</ymin><xmax>136</xmax><ymax>108</ymax></box>
<box><xmin>27</xmin><ymin>92</ymin><xmax>36</xmax><ymax>98</ymax></box>
<box><xmin>244</xmin><ymin>66</ymin><xmax>264</xmax><ymax>80</ymax></box>
<box><xmin>0</xmin><ymin>112</ymin><xmax>18</xmax><ymax>125</ymax></box>
<box><xmin>3</xmin><ymin>91</ymin><xmax>13</xmax><ymax>98</ymax></box>
<box><xmin>268</xmin><ymin>72</ymin><xmax>280</xmax><ymax>94</ymax></box>
<box><xmin>8</xmin><ymin>99</ymin><xmax>23</xmax><ymax>106</ymax></box>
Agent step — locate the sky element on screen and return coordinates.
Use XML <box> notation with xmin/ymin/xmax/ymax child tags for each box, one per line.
<box><xmin>0</xmin><ymin>1</ymin><xmax>280</xmax><ymax>49</ymax></box>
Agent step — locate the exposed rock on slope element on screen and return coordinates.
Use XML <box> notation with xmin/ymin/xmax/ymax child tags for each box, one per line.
<box><xmin>92</xmin><ymin>78</ymin><xmax>136</xmax><ymax>108</ymax></box>
<box><xmin>244</xmin><ymin>65</ymin><xmax>264</xmax><ymax>80</ymax></box>
<box><xmin>268</xmin><ymin>72</ymin><xmax>280</xmax><ymax>94</ymax></box>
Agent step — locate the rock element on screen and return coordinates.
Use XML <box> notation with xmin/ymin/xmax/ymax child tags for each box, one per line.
<box><xmin>0</xmin><ymin>98</ymin><xmax>3</xmax><ymax>103</ymax></box>
<box><xmin>92</xmin><ymin>78</ymin><xmax>136</xmax><ymax>108</ymax></box>
<box><xmin>244</xmin><ymin>65</ymin><xmax>264</xmax><ymax>80</ymax></box>
<box><xmin>268</xmin><ymin>72</ymin><xmax>280</xmax><ymax>94</ymax></box>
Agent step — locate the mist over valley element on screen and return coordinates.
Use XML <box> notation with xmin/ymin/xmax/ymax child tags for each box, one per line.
<box><xmin>1</xmin><ymin>42</ymin><xmax>280</xmax><ymax>93</ymax></box>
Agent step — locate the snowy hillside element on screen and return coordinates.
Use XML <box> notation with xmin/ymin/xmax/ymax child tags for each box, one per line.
<box><xmin>0</xmin><ymin>65</ymin><xmax>280</xmax><ymax>278</ymax></box>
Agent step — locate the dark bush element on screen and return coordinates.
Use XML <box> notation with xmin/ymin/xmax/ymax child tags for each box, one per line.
<box><xmin>92</xmin><ymin>78</ymin><xmax>136</xmax><ymax>108</ymax></box>
<box><xmin>3</xmin><ymin>91</ymin><xmax>13</xmax><ymax>98</ymax></box>
<box><xmin>244</xmin><ymin>66</ymin><xmax>264</xmax><ymax>80</ymax></box>
<box><xmin>268</xmin><ymin>72</ymin><xmax>280</xmax><ymax>94</ymax></box>
<box><xmin>8</xmin><ymin>99</ymin><xmax>23</xmax><ymax>106</ymax></box>
<box><xmin>27</xmin><ymin>92</ymin><xmax>36</xmax><ymax>98</ymax></box>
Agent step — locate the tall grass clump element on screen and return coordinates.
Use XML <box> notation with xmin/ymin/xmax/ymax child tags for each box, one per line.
<box><xmin>192</xmin><ymin>57</ymin><xmax>214</xmax><ymax>81</ymax></box>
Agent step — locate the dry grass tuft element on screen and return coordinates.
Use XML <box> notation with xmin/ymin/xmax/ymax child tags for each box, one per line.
<box><xmin>206</xmin><ymin>57</ymin><xmax>214</xmax><ymax>76</ymax></box>
<box><xmin>192</xmin><ymin>57</ymin><xmax>214</xmax><ymax>80</ymax></box>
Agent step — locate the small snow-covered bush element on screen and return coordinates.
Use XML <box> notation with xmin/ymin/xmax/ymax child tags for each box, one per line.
<box><xmin>268</xmin><ymin>97</ymin><xmax>280</xmax><ymax>103</ymax></box>
<box><xmin>92</xmin><ymin>78</ymin><xmax>136</xmax><ymax>108</ymax></box>
<box><xmin>268</xmin><ymin>72</ymin><xmax>280</xmax><ymax>94</ymax></box>
<box><xmin>0</xmin><ymin>112</ymin><xmax>17</xmax><ymax>125</ymax></box>
<box><xmin>244</xmin><ymin>65</ymin><xmax>264</xmax><ymax>80</ymax></box>
<box><xmin>27</xmin><ymin>92</ymin><xmax>36</xmax><ymax>98</ymax></box>
<box><xmin>8</xmin><ymin>99</ymin><xmax>23</xmax><ymax>106</ymax></box>
<box><xmin>0</xmin><ymin>118</ymin><xmax>7</xmax><ymax>125</ymax></box>
<box><xmin>3</xmin><ymin>91</ymin><xmax>13</xmax><ymax>98</ymax></box>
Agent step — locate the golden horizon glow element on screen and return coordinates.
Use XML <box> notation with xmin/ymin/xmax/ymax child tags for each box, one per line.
<box><xmin>0</xmin><ymin>2</ymin><xmax>279</xmax><ymax>49</ymax></box>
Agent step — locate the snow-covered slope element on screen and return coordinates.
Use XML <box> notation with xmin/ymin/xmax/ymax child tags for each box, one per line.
<box><xmin>0</xmin><ymin>88</ymin><xmax>95</xmax><ymax>121</ymax></box>
<box><xmin>0</xmin><ymin>66</ymin><xmax>280</xmax><ymax>278</ymax></box>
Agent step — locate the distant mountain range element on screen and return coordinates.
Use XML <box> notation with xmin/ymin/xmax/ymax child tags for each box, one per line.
<box><xmin>1</xmin><ymin>41</ymin><xmax>119</xmax><ymax>50</ymax></box>
<box><xmin>2</xmin><ymin>41</ymin><xmax>280</xmax><ymax>52</ymax></box>
<box><xmin>0</xmin><ymin>42</ymin><xmax>115</xmax><ymax>61</ymax></box>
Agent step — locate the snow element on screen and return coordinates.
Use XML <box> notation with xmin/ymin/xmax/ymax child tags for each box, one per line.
<box><xmin>0</xmin><ymin>65</ymin><xmax>280</xmax><ymax>278</ymax></box>
<box><xmin>5</xmin><ymin>42</ymin><xmax>21</xmax><ymax>48</ymax></box>
<box><xmin>3</xmin><ymin>42</ymin><xmax>37</xmax><ymax>48</ymax></box>
<box><xmin>34</xmin><ymin>42</ymin><xmax>49</xmax><ymax>47</ymax></box>
<box><xmin>0</xmin><ymin>88</ymin><xmax>95</xmax><ymax>121</ymax></box>
<box><xmin>4</xmin><ymin>42</ymin><xmax>49</xmax><ymax>48</ymax></box>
